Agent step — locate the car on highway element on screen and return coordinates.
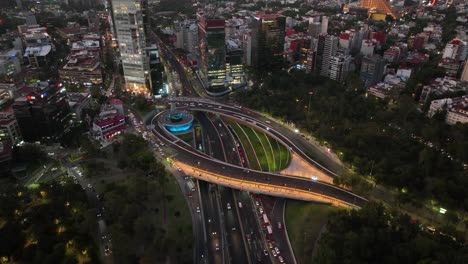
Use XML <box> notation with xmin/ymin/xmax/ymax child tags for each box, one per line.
<box><xmin>215</xmin><ymin>243</ymin><xmax>219</xmax><ymax>251</ymax></box>
<box><xmin>271</xmin><ymin>249</ymin><xmax>277</xmax><ymax>257</ymax></box>
<box><xmin>227</xmin><ymin>203</ymin><xmax>231</xmax><ymax>210</ymax></box>
<box><xmin>259</xmin><ymin>207</ymin><xmax>264</xmax><ymax>214</ymax></box>
<box><xmin>278</xmin><ymin>256</ymin><xmax>284</xmax><ymax>263</ymax></box>
<box><xmin>274</xmin><ymin>247</ymin><xmax>280</xmax><ymax>255</ymax></box>
<box><xmin>238</xmin><ymin>202</ymin><xmax>243</xmax><ymax>208</ymax></box>
<box><xmin>104</xmin><ymin>244</ymin><xmax>111</xmax><ymax>255</ymax></box>
<box><xmin>277</xmin><ymin>222</ymin><xmax>282</xmax><ymax>229</ymax></box>
<box><xmin>267</xmin><ymin>242</ymin><xmax>274</xmax><ymax>249</ymax></box>
<box><xmin>255</xmin><ymin>200</ymin><xmax>260</xmax><ymax>206</ymax></box>
<box><xmin>196</xmin><ymin>206</ymin><xmax>200</xmax><ymax>213</ymax></box>
<box><xmin>263</xmin><ymin>249</ymin><xmax>269</xmax><ymax>256</ymax></box>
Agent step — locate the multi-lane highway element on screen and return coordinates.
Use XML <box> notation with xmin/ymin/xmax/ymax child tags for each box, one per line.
<box><xmin>150</xmin><ymin>100</ymin><xmax>368</xmax><ymax>208</ymax></box>
<box><xmin>197</xmin><ymin>111</ymin><xmax>249</xmax><ymax>264</ymax></box>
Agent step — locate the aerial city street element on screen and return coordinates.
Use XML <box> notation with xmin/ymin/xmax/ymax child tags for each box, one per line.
<box><xmin>0</xmin><ymin>0</ymin><xmax>467</xmax><ymax>263</ymax></box>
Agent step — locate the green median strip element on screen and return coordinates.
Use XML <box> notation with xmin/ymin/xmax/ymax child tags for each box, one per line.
<box><xmin>252</xmin><ymin>128</ymin><xmax>275</xmax><ymax>171</ymax></box>
<box><xmin>229</xmin><ymin>122</ymin><xmax>261</xmax><ymax>170</ymax></box>
<box><xmin>239</xmin><ymin>125</ymin><xmax>270</xmax><ymax>171</ymax></box>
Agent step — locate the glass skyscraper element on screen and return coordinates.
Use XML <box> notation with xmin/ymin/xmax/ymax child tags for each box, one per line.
<box><xmin>112</xmin><ymin>0</ymin><xmax>149</xmax><ymax>94</ymax></box>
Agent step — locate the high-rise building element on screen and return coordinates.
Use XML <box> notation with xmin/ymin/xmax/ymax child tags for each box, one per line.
<box><xmin>12</xmin><ymin>83</ymin><xmax>71</xmax><ymax>142</ymax></box>
<box><xmin>360</xmin><ymin>0</ymin><xmax>397</xmax><ymax>19</ymax></box>
<box><xmin>314</xmin><ymin>34</ymin><xmax>326</xmax><ymax>74</ymax></box>
<box><xmin>112</xmin><ymin>0</ymin><xmax>149</xmax><ymax>94</ymax></box>
<box><xmin>305</xmin><ymin>50</ymin><xmax>316</xmax><ymax>74</ymax></box>
<box><xmin>360</xmin><ymin>39</ymin><xmax>376</xmax><ymax>56</ymax></box>
<box><xmin>146</xmin><ymin>45</ymin><xmax>163</xmax><ymax>95</ymax></box>
<box><xmin>251</xmin><ymin>14</ymin><xmax>286</xmax><ymax>74</ymax></box>
<box><xmin>320</xmin><ymin>35</ymin><xmax>338</xmax><ymax>77</ymax></box>
<box><xmin>174</xmin><ymin>20</ymin><xmax>198</xmax><ymax>55</ymax></box>
<box><xmin>197</xmin><ymin>14</ymin><xmax>228</xmax><ymax>95</ymax></box>
<box><xmin>360</xmin><ymin>55</ymin><xmax>385</xmax><ymax>86</ymax></box>
<box><xmin>461</xmin><ymin>60</ymin><xmax>468</xmax><ymax>82</ymax></box>
<box><xmin>321</xmin><ymin>16</ymin><xmax>328</xmax><ymax>35</ymax></box>
<box><xmin>329</xmin><ymin>54</ymin><xmax>352</xmax><ymax>82</ymax></box>
<box><xmin>242</xmin><ymin>32</ymin><xmax>252</xmax><ymax>66</ymax></box>
<box><xmin>308</xmin><ymin>22</ymin><xmax>321</xmax><ymax>38</ymax></box>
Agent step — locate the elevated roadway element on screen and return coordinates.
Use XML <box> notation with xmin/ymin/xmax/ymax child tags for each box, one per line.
<box><xmin>150</xmin><ymin>102</ymin><xmax>368</xmax><ymax>208</ymax></box>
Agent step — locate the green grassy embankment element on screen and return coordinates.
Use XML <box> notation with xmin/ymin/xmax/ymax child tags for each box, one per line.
<box><xmin>285</xmin><ymin>201</ymin><xmax>340</xmax><ymax>263</ymax></box>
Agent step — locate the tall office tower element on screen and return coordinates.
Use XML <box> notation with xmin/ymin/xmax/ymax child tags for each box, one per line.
<box><xmin>12</xmin><ymin>84</ymin><xmax>71</xmax><ymax>142</ymax></box>
<box><xmin>360</xmin><ymin>54</ymin><xmax>385</xmax><ymax>86</ymax></box>
<box><xmin>320</xmin><ymin>35</ymin><xmax>339</xmax><ymax>77</ymax></box>
<box><xmin>146</xmin><ymin>45</ymin><xmax>163</xmax><ymax>95</ymax></box>
<box><xmin>251</xmin><ymin>14</ymin><xmax>286</xmax><ymax>74</ymax></box>
<box><xmin>329</xmin><ymin>54</ymin><xmax>352</xmax><ymax>82</ymax></box>
<box><xmin>314</xmin><ymin>34</ymin><xmax>326</xmax><ymax>74</ymax></box>
<box><xmin>308</xmin><ymin>22</ymin><xmax>321</xmax><ymax>38</ymax></box>
<box><xmin>226</xmin><ymin>40</ymin><xmax>245</xmax><ymax>90</ymax></box>
<box><xmin>197</xmin><ymin>14</ymin><xmax>228</xmax><ymax>95</ymax></box>
<box><xmin>112</xmin><ymin>0</ymin><xmax>148</xmax><ymax>94</ymax></box>
<box><xmin>360</xmin><ymin>0</ymin><xmax>397</xmax><ymax>19</ymax></box>
<box><xmin>321</xmin><ymin>16</ymin><xmax>328</xmax><ymax>35</ymax></box>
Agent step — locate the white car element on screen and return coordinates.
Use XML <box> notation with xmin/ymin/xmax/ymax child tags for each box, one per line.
<box><xmin>196</xmin><ymin>206</ymin><xmax>200</xmax><ymax>213</ymax></box>
<box><xmin>227</xmin><ymin>203</ymin><xmax>231</xmax><ymax>210</ymax></box>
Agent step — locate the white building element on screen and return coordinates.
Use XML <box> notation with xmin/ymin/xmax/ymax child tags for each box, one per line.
<box><xmin>112</xmin><ymin>0</ymin><xmax>148</xmax><ymax>94</ymax></box>
<box><xmin>320</xmin><ymin>35</ymin><xmax>338</xmax><ymax>77</ymax></box>
<box><xmin>360</xmin><ymin>39</ymin><xmax>376</xmax><ymax>57</ymax></box>
<box><xmin>442</xmin><ymin>39</ymin><xmax>466</xmax><ymax>61</ymax></box>
<box><xmin>174</xmin><ymin>20</ymin><xmax>198</xmax><ymax>55</ymax></box>
<box><xmin>428</xmin><ymin>95</ymin><xmax>468</xmax><ymax>125</ymax></box>
<box><xmin>321</xmin><ymin>16</ymin><xmax>328</xmax><ymax>35</ymax></box>
<box><xmin>329</xmin><ymin>54</ymin><xmax>351</xmax><ymax>82</ymax></box>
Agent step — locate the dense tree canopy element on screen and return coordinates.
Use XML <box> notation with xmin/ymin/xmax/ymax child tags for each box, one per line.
<box><xmin>233</xmin><ymin>70</ymin><xmax>468</xmax><ymax>210</ymax></box>
<box><xmin>0</xmin><ymin>181</ymin><xmax>99</xmax><ymax>263</ymax></box>
<box><xmin>314</xmin><ymin>203</ymin><xmax>468</xmax><ymax>264</ymax></box>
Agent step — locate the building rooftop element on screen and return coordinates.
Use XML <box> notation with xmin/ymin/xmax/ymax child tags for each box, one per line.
<box><xmin>24</xmin><ymin>45</ymin><xmax>52</xmax><ymax>57</ymax></box>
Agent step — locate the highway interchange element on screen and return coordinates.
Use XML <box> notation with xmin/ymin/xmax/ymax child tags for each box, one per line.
<box><xmin>152</xmin><ymin>35</ymin><xmax>368</xmax><ymax>264</ymax></box>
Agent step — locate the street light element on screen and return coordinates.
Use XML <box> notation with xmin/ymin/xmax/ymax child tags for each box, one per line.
<box><xmin>308</xmin><ymin>91</ymin><xmax>314</xmax><ymax>113</ymax></box>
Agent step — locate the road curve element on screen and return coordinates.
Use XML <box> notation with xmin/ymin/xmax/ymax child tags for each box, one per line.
<box><xmin>150</xmin><ymin>108</ymin><xmax>368</xmax><ymax>208</ymax></box>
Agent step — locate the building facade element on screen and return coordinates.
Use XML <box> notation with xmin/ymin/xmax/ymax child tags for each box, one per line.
<box><xmin>251</xmin><ymin>14</ymin><xmax>286</xmax><ymax>74</ymax></box>
<box><xmin>112</xmin><ymin>0</ymin><xmax>149</xmax><ymax>94</ymax></box>
<box><xmin>320</xmin><ymin>35</ymin><xmax>338</xmax><ymax>77</ymax></box>
<box><xmin>197</xmin><ymin>14</ymin><xmax>228</xmax><ymax>95</ymax></box>
<box><xmin>360</xmin><ymin>54</ymin><xmax>385</xmax><ymax>87</ymax></box>
<box><xmin>12</xmin><ymin>84</ymin><xmax>71</xmax><ymax>142</ymax></box>
<box><xmin>329</xmin><ymin>54</ymin><xmax>351</xmax><ymax>82</ymax></box>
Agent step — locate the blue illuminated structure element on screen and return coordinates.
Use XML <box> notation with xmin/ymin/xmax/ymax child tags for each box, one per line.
<box><xmin>159</xmin><ymin>107</ymin><xmax>194</xmax><ymax>134</ymax></box>
<box><xmin>165</xmin><ymin>122</ymin><xmax>193</xmax><ymax>132</ymax></box>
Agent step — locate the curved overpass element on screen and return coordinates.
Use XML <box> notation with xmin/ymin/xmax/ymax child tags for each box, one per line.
<box><xmin>151</xmin><ymin>98</ymin><xmax>368</xmax><ymax>208</ymax></box>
